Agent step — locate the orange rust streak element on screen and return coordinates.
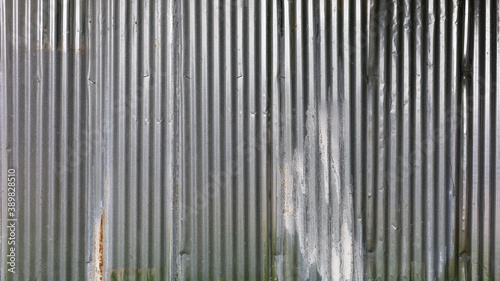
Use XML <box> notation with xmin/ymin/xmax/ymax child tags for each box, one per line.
<box><xmin>98</xmin><ymin>214</ymin><xmax>104</xmax><ymax>280</ymax></box>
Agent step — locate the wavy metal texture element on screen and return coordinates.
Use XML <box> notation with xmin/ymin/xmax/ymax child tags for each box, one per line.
<box><xmin>0</xmin><ymin>0</ymin><xmax>499</xmax><ymax>280</ymax></box>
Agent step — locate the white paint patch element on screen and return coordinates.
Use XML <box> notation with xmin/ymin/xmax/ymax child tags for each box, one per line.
<box><xmin>318</xmin><ymin>104</ymin><xmax>330</xmax><ymax>203</ymax></box>
<box><xmin>331</xmin><ymin>244</ymin><xmax>342</xmax><ymax>281</ymax></box>
<box><xmin>341</xmin><ymin>220</ymin><xmax>353</xmax><ymax>277</ymax></box>
<box><xmin>282</xmin><ymin>164</ymin><xmax>295</xmax><ymax>233</ymax></box>
<box><xmin>282</xmin><ymin>106</ymin><xmax>362</xmax><ymax>280</ymax></box>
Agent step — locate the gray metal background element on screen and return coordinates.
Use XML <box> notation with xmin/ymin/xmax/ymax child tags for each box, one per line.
<box><xmin>1</xmin><ymin>0</ymin><xmax>499</xmax><ymax>280</ymax></box>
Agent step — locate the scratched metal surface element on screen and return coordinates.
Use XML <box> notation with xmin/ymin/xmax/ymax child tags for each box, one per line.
<box><xmin>1</xmin><ymin>0</ymin><xmax>499</xmax><ymax>280</ymax></box>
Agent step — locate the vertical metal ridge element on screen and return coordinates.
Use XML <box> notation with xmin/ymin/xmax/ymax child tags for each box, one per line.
<box><xmin>209</xmin><ymin>3</ymin><xmax>221</xmax><ymax>278</ymax></box>
<box><xmin>491</xmin><ymin>4</ymin><xmax>499</xmax><ymax>281</ymax></box>
<box><xmin>481</xmin><ymin>1</ymin><xmax>494</xmax><ymax>279</ymax></box>
<box><xmin>400</xmin><ymin>1</ymin><xmax>412</xmax><ymax>279</ymax></box>
<box><xmin>448</xmin><ymin>1</ymin><xmax>459</xmax><ymax>279</ymax></box>
<box><xmin>388</xmin><ymin>1</ymin><xmax>401</xmax><ymax>279</ymax></box>
<box><xmin>365</xmin><ymin>1</ymin><xmax>377</xmax><ymax>278</ymax></box>
<box><xmin>0</xmin><ymin>0</ymin><xmax>9</xmax><ymax>280</ymax></box>
<box><xmin>222</xmin><ymin>1</ymin><xmax>233</xmax><ymax>278</ymax></box>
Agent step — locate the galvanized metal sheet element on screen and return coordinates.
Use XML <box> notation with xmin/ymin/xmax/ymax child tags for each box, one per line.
<box><xmin>1</xmin><ymin>0</ymin><xmax>499</xmax><ymax>280</ymax></box>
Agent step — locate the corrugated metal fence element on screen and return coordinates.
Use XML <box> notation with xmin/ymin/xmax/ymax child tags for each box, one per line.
<box><xmin>1</xmin><ymin>0</ymin><xmax>499</xmax><ymax>280</ymax></box>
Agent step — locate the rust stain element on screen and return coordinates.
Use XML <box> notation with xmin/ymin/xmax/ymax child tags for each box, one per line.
<box><xmin>97</xmin><ymin>214</ymin><xmax>104</xmax><ymax>280</ymax></box>
<box><xmin>37</xmin><ymin>42</ymin><xmax>87</xmax><ymax>54</ymax></box>
<box><xmin>92</xmin><ymin>213</ymin><xmax>104</xmax><ymax>280</ymax></box>
<box><xmin>78</xmin><ymin>45</ymin><xmax>87</xmax><ymax>54</ymax></box>
<box><xmin>70</xmin><ymin>46</ymin><xmax>80</xmax><ymax>53</ymax></box>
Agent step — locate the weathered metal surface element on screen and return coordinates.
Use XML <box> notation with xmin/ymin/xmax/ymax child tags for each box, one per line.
<box><xmin>1</xmin><ymin>0</ymin><xmax>499</xmax><ymax>280</ymax></box>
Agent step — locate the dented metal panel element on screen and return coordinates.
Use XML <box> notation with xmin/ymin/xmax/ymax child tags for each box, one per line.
<box><xmin>1</xmin><ymin>0</ymin><xmax>499</xmax><ymax>280</ymax></box>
